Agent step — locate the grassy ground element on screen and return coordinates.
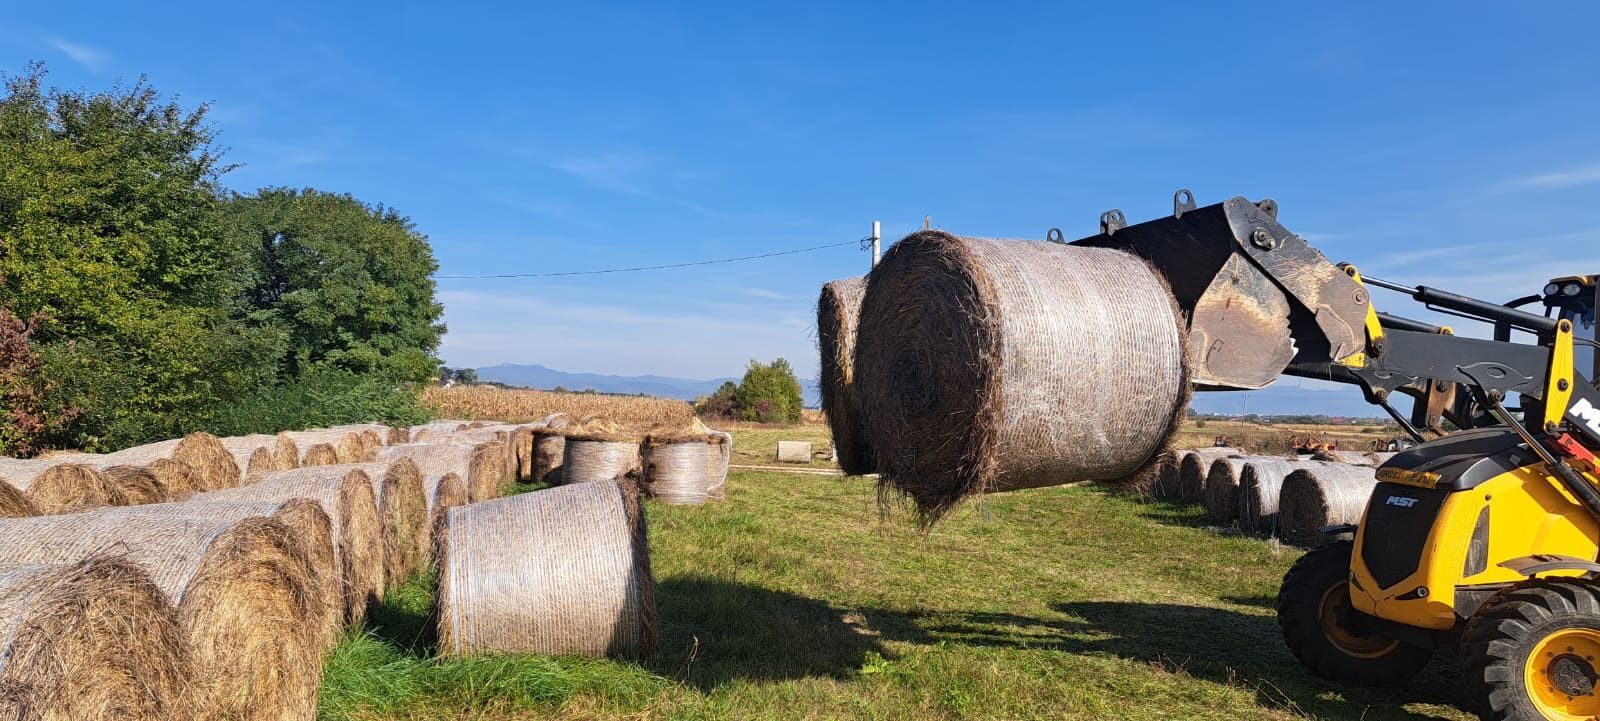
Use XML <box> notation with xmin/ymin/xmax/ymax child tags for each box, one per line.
<box><xmin>319</xmin><ymin>425</ymin><xmax>1475</xmax><ymax>721</ymax></box>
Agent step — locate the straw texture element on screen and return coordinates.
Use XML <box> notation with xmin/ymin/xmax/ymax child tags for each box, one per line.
<box><xmin>0</xmin><ymin>512</ymin><xmax>325</xmax><ymax>721</ymax></box>
<box><xmin>1176</xmin><ymin>448</ymin><xmax>1240</xmax><ymax>503</ymax></box>
<box><xmin>1279</xmin><ymin>464</ymin><xmax>1380</xmax><ymax>545</ymax></box>
<box><xmin>435</xmin><ymin>477</ymin><xmax>655</xmax><ymax>658</ymax></box>
<box><xmin>381</xmin><ymin>442</ymin><xmax>505</xmax><ymax>503</ymax></box>
<box><xmin>855</xmin><ymin>232</ymin><xmax>1190</xmax><ymax>523</ymax></box>
<box><xmin>531</xmin><ymin>429</ymin><xmax>567</xmax><ymax>485</ymax></box>
<box><xmin>0</xmin><ymin>459</ymin><xmax>123</xmax><ymax>513</ymax></box>
<box><xmin>219</xmin><ymin>434</ymin><xmax>301</xmax><ymax>482</ymax></box>
<box><xmin>103</xmin><ymin>433</ymin><xmax>240</xmax><ymax>492</ymax></box>
<box><xmin>281</xmin><ymin>430</ymin><xmax>369</xmax><ymax>465</ymax></box>
<box><xmin>1238</xmin><ymin>459</ymin><xmax>1321</xmax><ymax>535</ymax></box>
<box><xmin>342</xmin><ymin>460</ymin><xmax>428</xmax><ymax>587</ymax></box>
<box><xmin>562</xmin><ymin>437</ymin><xmax>640</xmax><ymax>485</ymax></box>
<box><xmin>0</xmin><ymin>558</ymin><xmax>192</xmax><ymax>721</ymax></box>
<box><xmin>818</xmin><ymin>276</ymin><xmax>874</xmax><ymax>475</ymax></box>
<box><xmin>1201</xmin><ymin>456</ymin><xmax>1283</xmax><ymax>523</ymax></box>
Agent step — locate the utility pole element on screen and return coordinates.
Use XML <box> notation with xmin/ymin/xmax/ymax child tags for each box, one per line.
<box><xmin>871</xmin><ymin>220</ymin><xmax>881</xmax><ymax>268</ymax></box>
<box><xmin>1242</xmin><ymin>392</ymin><xmax>1250</xmax><ymax>422</ymax></box>
<box><xmin>923</xmin><ymin>215</ymin><xmax>931</xmax><ymax>230</ymax></box>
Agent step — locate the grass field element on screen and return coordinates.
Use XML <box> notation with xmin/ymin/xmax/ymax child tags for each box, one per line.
<box><xmin>319</xmin><ymin>422</ymin><xmax>1473</xmax><ymax>721</ymax></box>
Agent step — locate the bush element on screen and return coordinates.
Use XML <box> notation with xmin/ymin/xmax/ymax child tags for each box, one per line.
<box><xmin>0</xmin><ymin>309</ymin><xmax>79</xmax><ymax>456</ymax></box>
<box><xmin>732</xmin><ymin>359</ymin><xmax>803</xmax><ymax>423</ymax></box>
<box><xmin>204</xmin><ymin>367</ymin><xmax>431</xmax><ymax>437</ymax></box>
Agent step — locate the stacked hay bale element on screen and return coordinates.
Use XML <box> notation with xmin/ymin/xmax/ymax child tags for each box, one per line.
<box><xmin>0</xmin><ymin>459</ymin><xmax>124</xmax><ymax>514</ymax></box>
<box><xmin>530</xmin><ymin>414</ymin><xmax>574</xmax><ymax>485</ymax></box>
<box><xmin>818</xmin><ymin>276</ymin><xmax>874</xmax><ymax>476</ymax></box>
<box><xmin>1176</xmin><ymin>448</ymin><xmax>1240</xmax><ymax>503</ymax></box>
<box><xmin>189</xmin><ymin>466</ymin><xmax>384</xmax><ymax>622</ymax></box>
<box><xmin>1279</xmin><ymin>464</ymin><xmax>1381</xmax><ymax>545</ymax></box>
<box><xmin>642</xmin><ymin>423</ymin><xmax>728</xmax><ymax>505</ymax></box>
<box><xmin>102</xmin><ymin>432</ymin><xmax>241</xmax><ymax>492</ymax></box>
<box><xmin>0</xmin><ymin>512</ymin><xmax>326</xmax><ymax>721</ymax></box>
<box><xmin>435</xmin><ymin>477</ymin><xmax>655</xmax><ymax>658</ymax></box>
<box><xmin>854</xmin><ymin>232</ymin><xmax>1190</xmax><ymax>523</ymax></box>
<box><xmin>0</xmin><ymin>558</ymin><xmax>192</xmax><ymax>721</ymax></box>
<box><xmin>561</xmin><ymin>419</ymin><xmax>640</xmax><ymax>486</ymax></box>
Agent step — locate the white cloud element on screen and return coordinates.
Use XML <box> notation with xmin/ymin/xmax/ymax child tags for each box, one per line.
<box><xmin>549</xmin><ymin>153</ymin><xmax>652</xmax><ymax>195</ymax></box>
<box><xmin>737</xmin><ymin>287</ymin><xmax>791</xmax><ymax>300</ymax></box>
<box><xmin>1505</xmin><ymin>162</ymin><xmax>1600</xmax><ymax>191</ymax></box>
<box><xmin>48</xmin><ymin>37</ymin><xmax>110</xmax><ymax>72</ymax></box>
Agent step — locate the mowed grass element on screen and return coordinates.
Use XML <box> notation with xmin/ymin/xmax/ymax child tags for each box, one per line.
<box><xmin>320</xmin><ymin>429</ymin><xmax>1477</xmax><ymax>720</ymax></box>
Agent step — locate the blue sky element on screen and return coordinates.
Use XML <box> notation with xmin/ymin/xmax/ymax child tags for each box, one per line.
<box><xmin>5</xmin><ymin>2</ymin><xmax>1600</xmax><ymax>414</ymax></box>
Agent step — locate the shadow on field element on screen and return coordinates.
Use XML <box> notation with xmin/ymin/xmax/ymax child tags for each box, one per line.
<box><xmin>872</xmin><ymin>601</ymin><xmax>1468</xmax><ymax>720</ymax></box>
<box><xmin>652</xmin><ymin>576</ymin><xmax>891</xmax><ymax>689</ymax></box>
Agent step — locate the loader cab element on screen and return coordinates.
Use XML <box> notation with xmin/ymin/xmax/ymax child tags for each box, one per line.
<box><xmin>1543</xmin><ymin>274</ymin><xmax>1597</xmax><ymax>380</ymax></box>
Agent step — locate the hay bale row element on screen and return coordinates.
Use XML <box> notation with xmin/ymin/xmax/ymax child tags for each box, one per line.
<box><xmin>1279</xmin><ymin>464</ymin><xmax>1381</xmax><ymax>545</ymax></box>
<box><xmin>435</xmin><ymin>476</ymin><xmax>655</xmax><ymax>658</ymax></box>
<box><xmin>218</xmin><ymin>434</ymin><xmax>300</xmax><ymax>482</ymax></box>
<box><xmin>281</xmin><ymin>430</ymin><xmax>371</xmax><ymax>466</ymax></box>
<box><xmin>381</xmin><ymin>442</ymin><xmax>507</xmax><ymax>504</ymax></box>
<box><xmin>1175</xmin><ymin>448</ymin><xmax>1240</xmax><ymax>503</ymax></box>
<box><xmin>341</xmin><ymin>460</ymin><xmax>428</xmax><ymax>586</ymax></box>
<box><xmin>0</xmin><ymin>558</ymin><xmax>191</xmax><ymax>721</ymax></box>
<box><xmin>854</xmin><ymin>232</ymin><xmax>1190</xmax><ymax>523</ymax></box>
<box><xmin>102</xmin><ymin>432</ymin><xmax>241</xmax><ymax>492</ymax></box>
<box><xmin>818</xmin><ymin>276</ymin><xmax>874</xmax><ymax>476</ymax></box>
<box><xmin>0</xmin><ymin>511</ymin><xmax>327</xmax><ymax>721</ymax></box>
<box><xmin>0</xmin><ymin>459</ymin><xmax>122</xmax><ymax>514</ymax></box>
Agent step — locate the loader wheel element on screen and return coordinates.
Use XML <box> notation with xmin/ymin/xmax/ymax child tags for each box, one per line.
<box><xmin>1276</xmin><ymin>541</ymin><xmax>1432</xmax><ymax>686</ymax></box>
<box><xmin>1463</xmin><ymin>580</ymin><xmax>1600</xmax><ymax>721</ymax></box>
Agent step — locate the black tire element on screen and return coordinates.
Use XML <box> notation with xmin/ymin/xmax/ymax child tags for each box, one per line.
<box><xmin>1276</xmin><ymin>540</ymin><xmax>1433</xmax><ymax>686</ymax></box>
<box><xmin>1463</xmin><ymin>579</ymin><xmax>1600</xmax><ymax>721</ymax></box>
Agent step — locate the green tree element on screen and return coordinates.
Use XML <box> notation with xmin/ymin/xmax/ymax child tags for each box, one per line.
<box><xmin>734</xmin><ymin>358</ymin><xmax>803</xmax><ymax>423</ymax></box>
<box><xmin>223</xmin><ymin>188</ymin><xmax>445</xmax><ymax>384</ymax></box>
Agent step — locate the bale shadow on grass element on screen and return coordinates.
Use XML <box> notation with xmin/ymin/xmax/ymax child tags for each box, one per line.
<box><xmin>651</xmin><ymin>576</ymin><xmax>892</xmax><ymax>690</ymax></box>
<box><xmin>871</xmin><ymin>601</ymin><xmax>1469</xmax><ymax>720</ymax></box>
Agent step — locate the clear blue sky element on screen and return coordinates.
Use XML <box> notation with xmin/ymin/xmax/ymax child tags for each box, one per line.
<box><xmin>5</xmin><ymin>2</ymin><xmax>1599</xmax><ymax>414</ymax></box>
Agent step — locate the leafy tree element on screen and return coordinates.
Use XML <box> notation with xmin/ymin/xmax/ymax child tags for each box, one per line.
<box><xmin>0</xmin><ymin>308</ymin><xmax>78</xmax><ymax>455</ymax></box>
<box><xmin>733</xmin><ymin>359</ymin><xmax>803</xmax><ymax>423</ymax></box>
<box><xmin>224</xmin><ymin>188</ymin><xmax>445</xmax><ymax>384</ymax></box>
<box><xmin>695</xmin><ymin>380</ymin><xmax>739</xmax><ymax>419</ymax></box>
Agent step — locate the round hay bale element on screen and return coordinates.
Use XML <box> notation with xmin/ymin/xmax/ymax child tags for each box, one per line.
<box><xmin>41</xmin><ymin>455</ymin><xmax>195</xmax><ymax>504</ymax></box>
<box><xmin>1202</xmin><ymin>456</ymin><xmax>1283</xmax><ymax>523</ymax></box>
<box><xmin>282</xmin><ymin>430</ymin><xmax>366</xmax><ymax>465</ymax></box>
<box><xmin>1177</xmin><ymin>448</ymin><xmax>1239</xmax><ymax>503</ymax></box>
<box><xmin>301</xmin><ymin>443</ymin><xmax>340</xmax><ymax>467</ymax></box>
<box><xmin>102</xmin><ymin>433</ymin><xmax>240</xmax><ymax>492</ymax></box>
<box><xmin>219</xmin><ymin>434</ymin><xmax>300</xmax><ymax>482</ymax></box>
<box><xmin>90</xmin><ymin>499</ymin><xmax>341</xmax><ymax>643</ymax></box>
<box><xmin>531</xmin><ymin>429</ymin><xmax>567</xmax><ymax>485</ymax></box>
<box><xmin>562</xmin><ymin>435</ymin><xmax>640</xmax><ymax>486</ymax></box>
<box><xmin>819</xmin><ymin>276</ymin><xmax>875</xmax><ymax>476</ymax></box>
<box><xmin>511</xmin><ymin>426</ymin><xmax>536</xmax><ymax>481</ymax></box>
<box><xmin>1278</xmin><ymin>464</ymin><xmax>1380</xmax><ymax>546</ymax></box>
<box><xmin>642</xmin><ymin>432</ymin><xmax>726</xmax><ymax>505</ymax></box>
<box><xmin>343</xmin><ymin>459</ymin><xmax>427</xmax><ymax>587</ymax></box>
<box><xmin>194</xmin><ymin>466</ymin><xmax>384</xmax><ymax>623</ymax></box>
<box><xmin>437</xmin><ymin>429</ymin><xmax>517</xmax><ymax>491</ymax></box>
<box><xmin>436</xmin><ymin>476</ymin><xmax>655</xmax><ymax>658</ymax></box>
<box><xmin>381</xmin><ymin>442</ymin><xmax>505</xmax><ymax>504</ymax></box>
<box><xmin>100</xmin><ymin>465</ymin><xmax>168</xmax><ymax>506</ymax></box>
<box><xmin>1239</xmin><ymin>459</ymin><xmax>1321</xmax><ymax>535</ymax></box>
<box><xmin>854</xmin><ymin>232</ymin><xmax>1190</xmax><ymax>523</ymax></box>
<box><xmin>0</xmin><ymin>481</ymin><xmax>37</xmax><ymax>518</ymax></box>
<box><xmin>0</xmin><ymin>558</ymin><xmax>191</xmax><ymax>721</ymax></box>
<box><xmin>1143</xmin><ymin>451</ymin><xmax>1182</xmax><ymax>498</ymax></box>
<box><xmin>0</xmin><ymin>512</ymin><xmax>324</xmax><ymax>721</ymax></box>
<box><xmin>0</xmin><ymin>459</ymin><xmax>123</xmax><ymax>514</ymax></box>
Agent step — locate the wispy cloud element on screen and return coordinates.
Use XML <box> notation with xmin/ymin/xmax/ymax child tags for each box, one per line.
<box><xmin>48</xmin><ymin>37</ymin><xmax>110</xmax><ymax>72</ymax></box>
<box><xmin>1504</xmin><ymin>162</ymin><xmax>1600</xmax><ymax>191</ymax></box>
<box><xmin>549</xmin><ymin>153</ymin><xmax>653</xmax><ymax>195</ymax></box>
<box><xmin>738</xmin><ymin>287</ymin><xmax>790</xmax><ymax>300</ymax></box>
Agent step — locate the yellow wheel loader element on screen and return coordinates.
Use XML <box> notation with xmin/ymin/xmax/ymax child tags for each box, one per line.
<box><xmin>1066</xmin><ymin>192</ymin><xmax>1600</xmax><ymax>720</ymax></box>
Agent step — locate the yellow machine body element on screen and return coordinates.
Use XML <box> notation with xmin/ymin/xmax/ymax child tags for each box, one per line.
<box><xmin>1350</xmin><ymin>460</ymin><xmax>1600</xmax><ymax>630</ymax></box>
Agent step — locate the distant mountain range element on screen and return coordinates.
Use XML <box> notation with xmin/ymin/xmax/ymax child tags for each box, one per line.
<box><xmin>476</xmin><ymin>363</ymin><xmax>825</xmax><ymax>406</ymax></box>
<box><xmin>1188</xmin><ymin>380</ymin><xmax>1386</xmax><ymax>418</ymax></box>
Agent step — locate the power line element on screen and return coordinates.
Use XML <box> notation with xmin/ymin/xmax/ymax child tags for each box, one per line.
<box><xmin>435</xmin><ymin>240</ymin><xmax>859</xmax><ymax>279</ymax></box>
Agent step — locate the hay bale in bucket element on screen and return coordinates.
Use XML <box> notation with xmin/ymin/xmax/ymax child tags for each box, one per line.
<box><xmin>1278</xmin><ymin>464</ymin><xmax>1380</xmax><ymax>545</ymax></box>
<box><xmin>642</xmin><ymin>429</ymin><xmax>728</xmax><ymax>505</ymax></box>
<box><xmin>1202</xmin><ymin>456</ymin><xmax>1283</xmax><ymax>523</ymax></box>
<box><xmin>818</xmin><ymin>276</ymin><xmax>875</xmax><ymax>475</ymax></box>
<box><xmin>1239</xmin><ymin>459</ymin><xmax>1323</xmax><ymax>535</ymax></box>
<box><xmin>0</xmin><ymin>459</ymin><xmax>124</xmax><ymax>513</ymax></box>
<box><xmin>0</xmin><ymin>512</ymin><xmax>325</xmax><ymax>721</ymax></box>
<box><xmin>563</xmin><ymin>433</ymin><xmax>641</xmax><ymax>486</ymax></box>
<box><xmin>435</xmin><ymin>476</ymin><xmax>655</xmax><ymax>658</ymax></box>
<box><xmin>0</xmin><ymin>558</ymin><xmax>191</xmax><ymax>721</ymax></box>
<box><xmin>103</xmin><ymin>432</ymin><xmax>240</xmax><ymax>491</ymax></box>
<box><xmin>854</xmin><ymin>232</ymin><xmax>1190</xmax><ymax>523</ymax></box>
<box><xmin>191</xmin><ymin>466</ymin><xmax>384</xmax><ymax>622</ymax></box>
<box><xmin>1177</xmin><ymin>448</ymin><xmax>1239</xmax><ymax>503</ymax></box>
<box><xmin>381</xmin><ymin>442</ymin><xmax>505</xmax><ymax>504</ymax></box>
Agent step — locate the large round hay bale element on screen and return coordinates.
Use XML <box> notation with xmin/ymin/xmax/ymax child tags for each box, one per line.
<box><xmin>193</xmin><ymin>466</ymin><xmax>383</xmax><ymax>622</ymax></box>
<box><xmin>282</xmin><ymin>430</ymin><xmax>368</xmax><ymax>465</ymax></box>
<box><xmin>1279</xmin><ymin>464</ymin><xmax>1380</xmax><ymax>545</ymax></box>
<box><xmin>382</xmin><ymin>442</ymin><xmax>505</xmax><ymax>504</ymax></box>
<box><xmin>0</xmin><ymin>558</ymin><xmax>191</xmax><ymax>721</ymax></box>
<box><xmin>855</xmin><ymin>232</ymin><xmax>1190</xmax><ymax>522</ymax></box>
<box><xmin>219</xmin><ymin>434</ymin><xmax>301</xmax><ymax>482</ymax></box>
<box><xmin>91</xmin><ymin>499</ymin><xmax>340</xmax><ymax>643</ymax></box>
<box><xmin>531</xmin><ymin>429</ymin><xmax>568</xmax><ymax>485</ymax></box>
<box><xmin>104</xmin><ymin>432</ymin><xmax>240</xmax><ymax>491</ymax></box>
<box><xmin>1177</xmin><ymin>448</ymin><xmax>1239</xmax><ymax>503</ymax></box>
<box><xmin>436</xmin><ymin>429</ymin><xmax>517</xmax><ymax>490</ymax></box>
<box><xmin>342</xmin><ymin>459</ymin><xmax>428</xmax><ymax>587</ymax></box>
<box><xmin>301</xmin><ymin>443</ymin><xmax>340</xmax><ymax>467</ymax></box>
<box><xmin>0</xmin><ymin>512</ymin><xmax>324</xmax><ymax>721</ymax></box>
<box><xmin>818</xmin><ymin>276</ymin><xmax>874</xmax><ymax>475</ymax></box>
<box><xmin>1202</xmin><ymin>456</ymin><xmax>1283</xmax><ymax>523</ymax></box>
<box><xmin>1239</xmin><ymin>459</ymin><xmax>1322</xmax><ymax>535</ymax></box>
<box><xmin>99</xmin><ymin>464</ymin><xmax>168</xmax><ymax>505</ymax></box>
<box><xmin>1144</xmin><ymin>452</ymin><xmax>1182</xmax><ymax>498</ymax></box>
<box><xmin>0</xmin><ymin>459</ymin><xmax>123</xmax><ymax>513</ymax></box>
<box><xmin>563</xmin><ymin>435</ymin><xmax>640</xmax><ymax>486</ymax></box>
<box><xmin>0</xmin><ymin>481</ymin><xmax>37</xmax><ymax>518</ymax></box>
<box><xmin>56</xmin><ymin>454</ymin><xmax>203</xmax><ymax>499</ymax></box>
<box><xmin>436</xmin><ymin>477</ymin><xmax>655</xmax><ymax>658</ymax></box>
<box><xmin>642</xmin><ymin>432</ymin><xmax>726</xmax><ymax>505</ymax></box>
<box><xmin>1312</xmin><ymin>449</ymin><xmax>1384</xmax><ymax>466</ymax></box>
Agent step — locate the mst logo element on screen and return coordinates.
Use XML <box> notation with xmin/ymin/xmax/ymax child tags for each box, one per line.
<box><xmin>1385</xmin><ymin>495</ymin><xmax>1419</xmax><ymax>508</ymax></box>
<box><xmin>1572</xmin><ymin>398</ymin><xmax>1600</xmax><ymax>435</ymax></box>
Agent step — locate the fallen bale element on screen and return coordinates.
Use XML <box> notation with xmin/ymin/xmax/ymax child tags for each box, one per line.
<box><xmin>435</xmin><ymin>477</ymin><xmax>655</xmax><ymax>658</ymax></box>
<box><xmin>0</xmin><ymin>512</ymin><xmax>325</xmax><ymax>721</ymax></box>
<box><xmin>0</xmin><ymin>558</ymin><xmax>192</xmax><ymax>721</ymax></box>
<box><xmin>1279</xmin><ymin>464</ymin><xmax>1381</xmax><ymax>545</ymax></box>
<box><xmin>818</xmin><ymin>276</ymin><xmax>874</xmax><ymax>475</ymax></box>
<box><xmin>0</xmin><ymin>459</ymin><xmax>123</xmax><ymax>514</ymax></box>
<box><xmin>855</xmin><ymin>231</ymin><xmax>1190</xmax><ymax>523</ymax></box>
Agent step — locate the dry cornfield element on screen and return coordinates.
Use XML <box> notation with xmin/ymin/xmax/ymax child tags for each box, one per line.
<box><xmin>423</xmin><ymin>386</ymin><xmax>694</xmax><ymax>432</ymax></box>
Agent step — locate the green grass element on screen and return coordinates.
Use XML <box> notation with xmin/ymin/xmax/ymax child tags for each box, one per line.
<box><xmin>719</xmin><ymin>422</ymin><xmax>839</xmax><ymax>469</ymax></box>
<box><xmin>320</xmin><ymin>430</ymin><xmax>1479</xmax><ymax>720</ymax></box>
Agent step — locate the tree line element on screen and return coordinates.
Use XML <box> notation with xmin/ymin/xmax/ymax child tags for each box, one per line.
<box><xmin>0</xmin><ymin>65</ymin><xmax>443</xmax><ymax>455</ymax></box>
